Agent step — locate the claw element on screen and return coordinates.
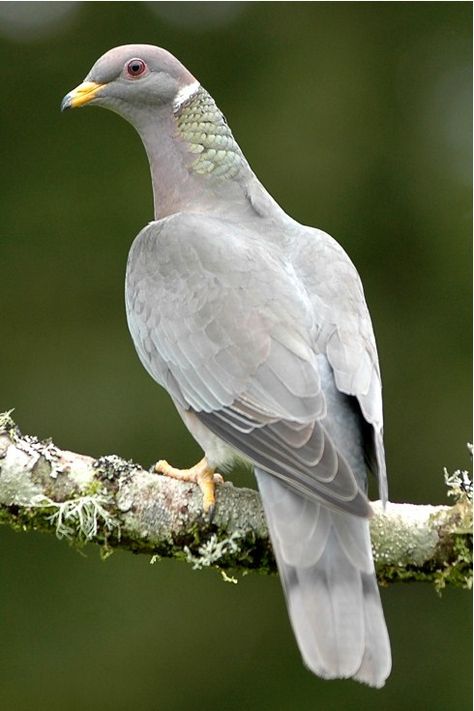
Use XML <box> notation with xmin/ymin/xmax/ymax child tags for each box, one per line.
<box><xmin>155</xmin><ymin>457</ymin><xmax>222</xmax><ymax>515</ymax></box>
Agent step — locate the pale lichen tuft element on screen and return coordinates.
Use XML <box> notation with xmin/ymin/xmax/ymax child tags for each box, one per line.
<box><xmin>444</xmin><ymin>466</ymin><xmax>473</xmax><ymax>505</ymax></box>
<box><xmin>184</xmin><ymin>530</ymin><xmax>243</xmax><ymax>571</ymax></box>
<box><xmin>29</xmin><ymin>493</ymin><xmax>120</xmax><ymax>542</ymax></box>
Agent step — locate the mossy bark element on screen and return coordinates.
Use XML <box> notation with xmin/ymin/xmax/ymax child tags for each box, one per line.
<box><xmin>0</xmin><ymin>412</ymin><xmax>471</xmax><ymax>588</ymax></box>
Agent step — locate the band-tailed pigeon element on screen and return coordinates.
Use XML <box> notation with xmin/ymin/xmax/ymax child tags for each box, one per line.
<box><xmin>62</xmin><ymin>44</ymin><xmax>391</xmax><ymax>687</ymax></box>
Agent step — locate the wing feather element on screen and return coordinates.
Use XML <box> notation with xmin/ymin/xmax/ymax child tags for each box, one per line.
<box><xmin>126</xmin><ymin>212</ymin><xmax>386</xmax><ymax>507</ymax></box>
<box><xmin>290</xmin><ymin>226</ymin><xmax>387</xmax><ymax>501</ymax></box>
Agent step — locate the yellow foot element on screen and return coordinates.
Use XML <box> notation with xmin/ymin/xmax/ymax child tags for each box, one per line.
<box><xmin>155</xmin><ymin>457</ymin><xmax>223</xmax><ymax>515</ymax></box>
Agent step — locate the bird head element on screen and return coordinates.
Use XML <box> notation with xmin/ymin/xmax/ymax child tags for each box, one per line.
<box><xmin>61</xmin><ymin>44</ymin><xmax>198</xmax><ymax>121</ymax></box>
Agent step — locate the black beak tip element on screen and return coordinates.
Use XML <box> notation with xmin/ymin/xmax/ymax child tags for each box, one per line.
<box><xmin>60</xmin><ymin>94</ymin><xmax>71</xmax><ymax>112</ymax></box>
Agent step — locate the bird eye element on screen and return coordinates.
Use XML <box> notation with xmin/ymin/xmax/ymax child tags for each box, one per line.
<box><xmin>126</xmin><ymin>59</ymin><xmax>147</xmax><ymax>78</ymax></box>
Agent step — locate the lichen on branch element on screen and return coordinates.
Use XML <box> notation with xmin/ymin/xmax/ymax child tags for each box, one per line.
<box><xmin>0</xmin><ymin>412</ymin><xmax>471</xmax><ymax>589</ymax></box>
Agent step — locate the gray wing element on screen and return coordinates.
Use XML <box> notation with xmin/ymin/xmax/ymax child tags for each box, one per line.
<box><xmin>289</xmin><ymin>225</ymin><xmax>388</xmax><ymax>503</ymax></box>
<box><xmin>126</xmin><ymin>212</ymin><xmax>370</xmax><ymax>516</ymax></box>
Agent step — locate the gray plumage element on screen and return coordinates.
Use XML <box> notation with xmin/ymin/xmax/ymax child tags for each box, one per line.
<box><xmin>62</xmin><ymin>44</ymin><xmax>391</xmax><ymax>687</ymax></box>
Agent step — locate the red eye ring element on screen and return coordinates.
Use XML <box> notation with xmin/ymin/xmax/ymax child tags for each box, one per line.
<box><xmin>126</xmin><ymin>58</ymin><xmax>146</xmax><ymax>78</ymax></box>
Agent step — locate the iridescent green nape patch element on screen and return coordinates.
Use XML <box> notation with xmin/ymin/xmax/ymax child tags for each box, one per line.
<box><xmin>175</xmin><ymin>88</ymin><xmax>244</xmax><ymax>179</ymax></box>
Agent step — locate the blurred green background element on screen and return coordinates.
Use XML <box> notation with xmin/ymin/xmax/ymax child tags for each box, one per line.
<box><xmin>1</xmin><ymin>2</ymin><xmax>472</xmax><ymax>709</ymax></box>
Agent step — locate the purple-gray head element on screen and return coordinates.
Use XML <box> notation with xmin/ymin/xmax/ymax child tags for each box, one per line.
<box><xmin>61</xmin><ymin>44</ymin><xmax>198</xmax><ymax>122</ymax></box>
<box><xmin>61</xmin><ymin>44</ymin><xmax>246</xmax><ymax>218</ymax></box>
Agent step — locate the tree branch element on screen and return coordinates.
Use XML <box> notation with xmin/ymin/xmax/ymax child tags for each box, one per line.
<box><xmin>0</xmin><ymin>412</ymin><xmax>471</xmax><ymax>589</ymax></box>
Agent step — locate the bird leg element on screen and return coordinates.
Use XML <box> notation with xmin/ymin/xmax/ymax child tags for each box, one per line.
<box><xmin>154</xmin><ymin>457</ymin><xmax>223</xmax><ymax>514</ymax></box>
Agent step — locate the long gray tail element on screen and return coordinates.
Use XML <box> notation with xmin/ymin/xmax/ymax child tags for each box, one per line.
<box><xmin>255</xmin><ymin>468</ymin><xmax>391</xmax><ymax>688</ymax></box>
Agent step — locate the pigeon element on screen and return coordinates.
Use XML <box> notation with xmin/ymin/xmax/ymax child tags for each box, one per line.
<box><xmin>62</xmin><ymin>44</ymin><xmax>391</xmax><ymax>687</ymax></box>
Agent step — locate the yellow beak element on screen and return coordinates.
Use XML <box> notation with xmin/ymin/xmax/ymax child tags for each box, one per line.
<box><xmin>61</xmin><ymin>81</ymin><xmax>105</xmax><ymax>111</ymax></box>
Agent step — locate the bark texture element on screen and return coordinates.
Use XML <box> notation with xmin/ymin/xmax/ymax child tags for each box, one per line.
<box><xmin>0</xmin><ymin>412</ymin><xmax>471</xmax><ymax>589</ymax></box>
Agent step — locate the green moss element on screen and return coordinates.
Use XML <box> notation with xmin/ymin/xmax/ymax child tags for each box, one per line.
<box><xmin>433</xmin><ymin>468</ymin><xmax>473</xmax><ymax>591</ymax></box>
<box><xmin>0</xmin><ymin>502</ymin><xmax>60</xmax><ymax>536</ymax></box>
<box><xmin>433</xmin><ymin>529</ymin><xmax>473</xmax><ymax>592</ymax></box>
<box><xmin>82</xmin><ymin>479</ymin><xmax>105</xmax><ymax>497</ymax></box>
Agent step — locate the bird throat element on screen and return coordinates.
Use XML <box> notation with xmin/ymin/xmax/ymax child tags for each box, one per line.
<box><xmin>174</xmin><ymin>87</ymin><xmax>245</xmax><ymax>180</ymax></box>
